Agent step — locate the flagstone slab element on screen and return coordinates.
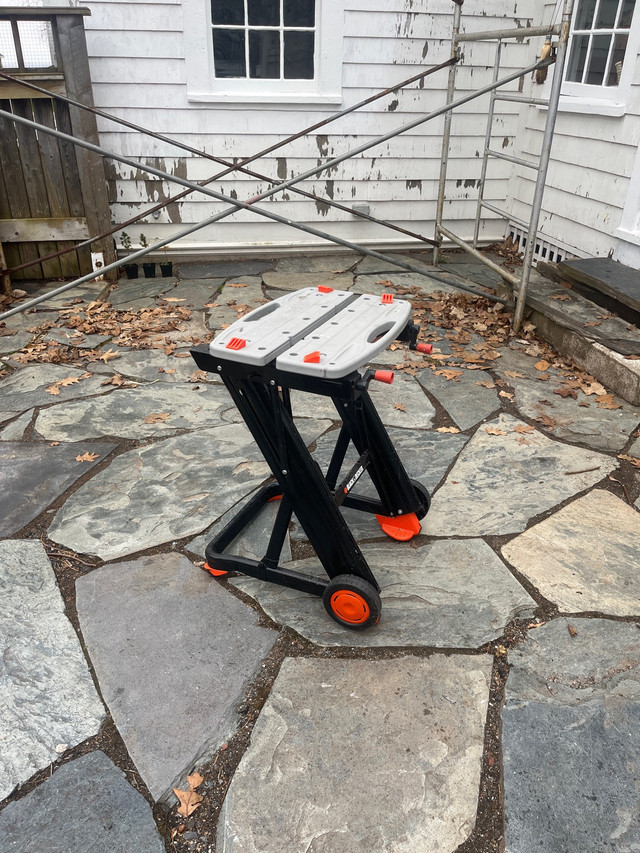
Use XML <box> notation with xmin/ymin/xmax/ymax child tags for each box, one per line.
<box><xmin>166</xmin><ymin>278</ymin><xmax>225</xmax><ymax>309</ymax></box>
<box><xmin>217</xmin><ymin>655</ymin><xmax>492</xmax><ymax>853</ymax></box>
<box><xmin>368</xmin><ymin>373</ymin><xmax>435</xmax><ymax>429</ymax></box>
<box><xmin>44</xmin><ymin>327</ymin><xmax>112</xmax><ymax>350</ymax></box>
<box><xmin>502</xmin><ymin>489</ymin><xmax>640</xmax><ymax>615</ymax></box>
<box><xmin>0</xmin><ymin>364</ymin><xmax>109</xmax><ymax>419</ymax></box>
<box><xmin>76</xmin><ymin>553</ymin><xmax>277</xmax><ymax>801</ymax></box>
<box><xmin>0</xmin><ymin>441</ymin><xmax>116</xmax><ymax>537</ymax></box>
<box><xmin>0</xmin><ymin>540</ymin><xmax>105</xmax><ymax>801</ymax></box>
<box><xmin>417</xmin><ymin>367</ymin><xmax>500</xmax><ymax>430</ymax></box>
<box><xmin>178</xmin><ymin>259</ymin><xmax>274</xmax><ymax>279</ymax></box>
<box><xmin>92</xmin><ymin>347</ymin><xmax>222</xmax><ymax>384</ymax></box>
<box><xmin>353</xmin><ymin>271</ymin><xmax>459</xmax><ymax>296</ymax></box>
<box><xmin>231</xmin><ymin>538</ymin><xmax>535</xmax><ymax>647</ymax></box>
<box><xmin>503</xmin><ymin>618</ymin><xmax>640</xmax><ymax>853</ymax></box>
<box><xmin>495</xmin><ymin>346</ymin><xmax>638</xmax><ymax>451</ymax></box>
<box><xmin>262</xmin><ymin>271</ymin><xmax>353</xmax><ymax>293</ymax></box>
<box><xmin>29</xmin><ymin>280</ymin><xmax>108</xmax><ymax>309</ymax></box>
<box><xmin>48</xmin><ymin>423</ymin><xmax>271</xmax><ymax>560</ymax></box>
<box><xmin>354</xmin><ymin>253</ymin><xmax>434</xmax><ymax>275</ymax></box>
<box><xmin>275</xmin><ymin>254</ymin><xmax>354</xmax><ymax>273</ymax></box>
<box><xmin>0</xmin><ymin>409</ymin><xmax>34</xmax><ymax>440</ymax></box>
<box><xmin>107</xmin><ymin>277</ymin><xmax>176</xmax><ymax>309</ymax></box>
<box><xmin>186</xmin><ymin>488</ymin><xmax>292</xmax><ymax>565</ymax></box>
<box><xmin>0</xmin><ymin>751</ymin><xmax>165</xmax><ymax>853</ymax></box>
<box><xmin>0</xmin><ymin>310</ymin><xmax>59</xmax><ymax>354</ymax></box>
<box><xmin>34</xmin><ymin>383</ymin><xmax>237</xmax><ymax>441</ymax></box>
<box><xmin>422</xmin><ymin>414</ymin><xmax>616</xmax><ymax>537</ymax></box>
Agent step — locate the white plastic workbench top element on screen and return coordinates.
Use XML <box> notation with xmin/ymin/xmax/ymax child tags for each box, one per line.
<box><xmin>210</xmin><ymin>286</ymin><xmax>411</xmax><ymax>378</ymax></box>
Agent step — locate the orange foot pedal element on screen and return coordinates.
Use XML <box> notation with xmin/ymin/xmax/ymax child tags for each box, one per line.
<box><xmin>375</xmin><ymin>512</ymin><xmax>421</xmax><ymax>541</ymax></box>
<box><xmin>204</xmin><ymin>562</ymin><xmax>228</xmax><ymax>577</ymax></box>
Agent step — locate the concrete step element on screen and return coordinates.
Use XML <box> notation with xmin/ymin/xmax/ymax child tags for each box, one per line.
<box><xmin>520</xmin><ymin>268</ymin><xmax>640</xmax><ymax>406</ymax></box>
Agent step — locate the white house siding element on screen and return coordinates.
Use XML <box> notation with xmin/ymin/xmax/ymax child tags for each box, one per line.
<box><xmin>505</xmin><ymin>2</ymin><xmax>640</xmax><ymax>267</ymax></box>
<box><xmin>81</xmin><ymin>0</ymin><xmax>539</xmax><ymax>254</ymax></box>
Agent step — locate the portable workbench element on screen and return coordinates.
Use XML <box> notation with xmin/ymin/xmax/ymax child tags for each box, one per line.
<box><xmin>191</xmin><ymin>285</ymin><xmax>432</xmax><ymax>630</ymax></box>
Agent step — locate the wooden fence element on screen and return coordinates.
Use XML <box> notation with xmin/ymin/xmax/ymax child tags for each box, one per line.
<box><xmin>0</xmin><ymin>7</ymin><xmax>115</xmax><ymax>283</ymax></box>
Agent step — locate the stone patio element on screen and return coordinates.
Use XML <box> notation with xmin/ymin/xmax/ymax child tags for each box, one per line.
<box><xmin>1</xmin><ymin>251</ymin><xmax>639</xmax><ymax>852</ymax></box>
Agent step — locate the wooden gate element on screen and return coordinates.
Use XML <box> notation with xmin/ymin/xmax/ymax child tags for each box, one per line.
<box><xmin>0</xmin><ymin>8</ymin><xmax>115</xmax><ymax>283</ymax></box>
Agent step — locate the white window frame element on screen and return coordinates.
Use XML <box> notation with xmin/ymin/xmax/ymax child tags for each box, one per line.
<box><xmin>183</xmin><ymin>0</ymin><xmax>343</xmax><ymax>105</ymax></box>
<box><xmin>548</xmin><ymin>0</ymin><xmax>640</xmax><ymax>116</ymax></box>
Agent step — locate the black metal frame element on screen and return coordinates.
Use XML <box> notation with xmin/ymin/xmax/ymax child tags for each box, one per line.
<box><xmin>190</xmin><ymin>319</ymin><xmax>428</xmax><ymax>600</ymax></box>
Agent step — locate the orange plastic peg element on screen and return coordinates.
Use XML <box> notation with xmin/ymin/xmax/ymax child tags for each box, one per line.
<box><xmin>373</xmin><ymin>370</ymin><xmax>394</xmax><ymax>384</ymax></box>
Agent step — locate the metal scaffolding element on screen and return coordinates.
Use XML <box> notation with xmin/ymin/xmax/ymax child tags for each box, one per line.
<box><xmin>434</xmin><ymin>0</ymin><xmax>576</xmax><ymax>332</ymax></box>
<box><xmin>0</xmin><ymin>1</ymin><xmax>566</xmax><ymax>327</ymax></box>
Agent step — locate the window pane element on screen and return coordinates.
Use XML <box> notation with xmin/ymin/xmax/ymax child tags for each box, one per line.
<box><xmin>575</xmin><ymin>0</ymin><xmax>597</xmax><ymax>28</ymax></box>
<box><xmin>17</xmin><ymin>20</ymin><xmax>56</xmax><ymax>69</ymax></box>
<box><xmin>606</xmin><ymin>32</ymin><xmax>628</xmax><ymax>82</ymax></box>
<box><xmin>249</xmin><ymin>30</ymin><xmax>280</xmax><ymax>78</ymax></box>
<box><xmin>567</xmin><ymin>34</ymin><xmax>589</xmax><ymax>80</ymax></box>
<box><xmin>618</xmin><ymin>0</ymin><xmax>636</xmax><ymax>27</ymax></box>
<box><xmin>214</xmin><ymin>29</ymin><xmax>246</xmax><ymax>77</ymax></box>
<box><xmin>284</xmin><ymin>31</ymin><xmax>314</xmax><ymax>79</ymax></box>
<box><xmin>284</xmin><ymin>0</ymin><xmax>315</xmax><ymax>27</ymax></box>
<box><xmin>0</xmin><ymin>21</ymin><xmax>19</xmax><ymax>68</ymax></box>
<box><xmin>595</xmin><ymin>0</ymin><xmax>619</xmax><ymax>27</ymax></box>
<box><xmin>212</xmin><ymin>0</ymin><xmax>244</xmax><ymax>25</ymax></box>
<box><xmin>248</xmin><ymin>0</ymin><xmax>279</xmax><ymax>26</ymax></box>
<box><xmin>586</xmin><ymin>33</ymin><xmax>611</xmax><ymax>83</ymax></box>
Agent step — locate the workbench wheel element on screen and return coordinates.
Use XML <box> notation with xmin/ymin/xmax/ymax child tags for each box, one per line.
<box><xmin>410</xmin><ymin>479</ymin><xmax>431</xmax><ymax>520</ymax></box>
<box><xmin>323</xmin><ymin>575</ymin><xmax>381</xmax><ymax>630</ymax></box>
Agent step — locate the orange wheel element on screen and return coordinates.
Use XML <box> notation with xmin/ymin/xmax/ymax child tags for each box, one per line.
<box><xmin>323</xmin><ymin>575</ymin><xmax>381</xmax><ymax>630</ymax></box>
<box><xmin>204</xmin><ymin>562</ymin><xmax>228</xmax><ymax>577</ymax></box>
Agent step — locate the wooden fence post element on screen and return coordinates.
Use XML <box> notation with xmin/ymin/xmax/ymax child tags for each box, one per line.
<box><xmin>56</xmin><ymin>13</ymin><xmax>118</xmax><ymax>279</ymax></box>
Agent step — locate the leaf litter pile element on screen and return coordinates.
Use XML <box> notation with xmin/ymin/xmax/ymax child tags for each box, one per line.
<box><xmin>386</xmin><ymin>283</ymin><xmax>627</xmax><ymax>423</ymax></box>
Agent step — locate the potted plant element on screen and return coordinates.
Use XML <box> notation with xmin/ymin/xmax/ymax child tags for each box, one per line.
<box><xmin>120</xmin><ymin>232</ymin><xmax>138</xmax><ymax>279</ymax></box>
<box><xmin>139</xmin><ymin>234</ymin><xmax>155</xmax><ymax>278</ymax></box>
<box><xmin>159</xmin><ymin>245</ymin><xmax>173</xmax><ymax>278</ymax></box>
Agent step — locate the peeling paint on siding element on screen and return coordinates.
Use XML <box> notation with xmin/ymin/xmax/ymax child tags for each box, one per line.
<box><xmin>388</xmin><ymin>99</ymin><xmax>399</xmax><ymax>112</ymax></box>
<box><xmin>276</xmin><ymin>158</ymin><xmax>287</xmax><ymax>179</ymax></box>
<box><xmin>406</xmin><ymin>179</ymin><xmax>422</xmax><ymax>191</ymax></box>
<box><xmin>316</xmin><ymin>135</ymin><xmax>329</xmax><ymax>157</ymax></box>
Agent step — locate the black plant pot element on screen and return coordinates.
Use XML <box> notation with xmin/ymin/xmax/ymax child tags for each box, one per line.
<box><xmin>143</xmin><ymin>262</ymin><xmax>156</xmax><ymax>278</ymax></box>
<box><xmin>124</xmin><ymin>263</ymin><xmax>139</xmax><ymax>279</ymax></box>
<box><xmin>160</xmin><ymin>262</ymin><xmax>173</xmax><ymax>277</ymax></box>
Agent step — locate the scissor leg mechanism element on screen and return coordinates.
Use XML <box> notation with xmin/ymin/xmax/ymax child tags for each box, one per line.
<box><xmin>191</xmin><ymin>334</ymin><xmax>430</xmax><ymax>630</ymax></box>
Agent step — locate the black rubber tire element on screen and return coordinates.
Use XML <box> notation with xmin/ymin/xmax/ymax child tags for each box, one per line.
<box><xmin>322</xmin><ymin>574</ymin><xmax>382</xmax><ymax>630</ymax></box>
<box><xmin>410</xmin><ymin>478</ymin><xmax>431</xmax><ymax>520</ymax></box>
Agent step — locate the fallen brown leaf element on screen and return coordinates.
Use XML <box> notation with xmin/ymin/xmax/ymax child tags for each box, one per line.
<box><xmin>485</xmin><ymin>426</ymin><xmax>507</xmax><ymax>436</ymax></box>
<box><xmin>514</xmin><ymin>424</ymin><xmax>534</xmax><ymax>434</ymax></box>
<box><xmin>435</xmin><ymin>369</ymin><xmax>464</xmax><ymax>381</ymax></box>
<box><xmin>618</xmin><ymin>454</ymin><xmax>640</xmax><ymax>469</ymax></box>
<box><xmin>534</xmin><ymin>360</ymin><xmax>550</xmax><ymax>371</ymax></box>
<box><xmin>98</xmin><ymin>348</ymin><xmax>120</xmax><ymax>363</ymax></box>
<box><xmin>553</xmin><ymin>386</ymin><xmax>577</xmax><ymax>399</ymax></box>
<box><xmin>499</xmin><ymin>390</ymin><xmax>514</xmax><ymax>400</ymax></box>
<box><xmin>394</xmin><ymin>403</ymin><xmax>407</xmax><ymax>412</ymax></box>
<box><xmin>550</xmin><ymin>293</ymin><xmax>571</xmax><ymax>301</ymax></box>
<box><xmin>568</xmin><ymin>624</ymin><xmax>578</xmax><ymax>638</ymax></box>
<box><xmin>75</xmin><ymin>452</ymin><xmax>99</xmax><ymax>462</ymax></box>
<box><xmin>174</xmin><ymin>772</ymin><xmax>204</xmax><ymax>818</ymax></box>
<box><xmin>476</xmin><ymin>380</ymin><xmax>495</xmax><ymax>389</ymax></box>
<box><xmin>145</xmin><ymin>412</ymin><xmax>171</xmax><ymax>423</ymax></box>
<box><xmin>596</xmin><ymin>394</ymin><xmax>622</xmax><ymax>410</ymax></box>
<box><xmin>503</xmin><ymin>370</ymin><xmax>525</xmax><ymax>379</ymax></box>
<box><xmin>436</xmin><ymin>426</ymin><xmax>460</xmax><ymax>433</ymax></box>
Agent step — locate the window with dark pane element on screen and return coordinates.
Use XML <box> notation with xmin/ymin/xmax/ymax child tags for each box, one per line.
<box><xmin>284</xmin><ymin>0</ymin><xmax>315</xmax><ymax>27</ymax></box>
<box><xmin>568</xmin><ymin>0</ymin><xmax>636</xmax><ymax>86</ymax></box>
<box><xmin>211</xmin><ymin>0</ymin><xmax>316</xmax><ymax>80</ymax></box>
